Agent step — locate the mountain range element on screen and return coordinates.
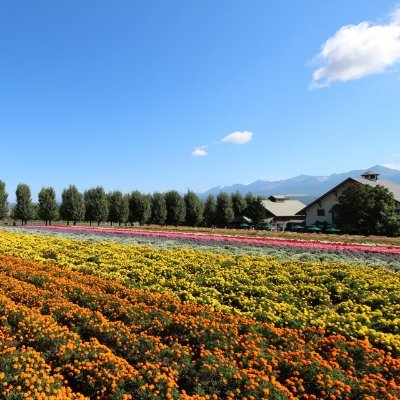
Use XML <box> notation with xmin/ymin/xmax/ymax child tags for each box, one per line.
<box><xmin>198</xmin><ymin>165</ymin><xmax>400</xmax><ymax>204</ymax></box>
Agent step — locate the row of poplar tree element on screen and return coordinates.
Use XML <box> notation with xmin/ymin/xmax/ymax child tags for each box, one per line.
<box><xmin>0</xmin><ymin>181</ymin><xmax>267</xmax><ymax>228</ymax></box>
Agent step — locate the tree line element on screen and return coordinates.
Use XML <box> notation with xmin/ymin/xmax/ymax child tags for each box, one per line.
<box><xmin>1</xmin><ymin>180</ymin><xmax>398</xmax><ymax>235</ymax></box>
<box><xmin>0</xmin><ymin>181</ymin><xmax>267</xmax><ymax>228</ymax></box>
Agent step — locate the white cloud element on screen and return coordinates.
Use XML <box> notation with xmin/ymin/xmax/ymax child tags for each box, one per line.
<box><xmin>391</xmin><ymin>7</ymin><xmax>400</xmax><ymax>24</ymax></box>
<box><xmin>191</xmin><ymin>145</ymin><xmax>208</xmax><ymax>157</ymax></box>
<box><xmin>382</xmin><ymin>163</ymin><xmax>400</xmax><ymax>170</ymax></box>
<box><xmin>192</xmin><ymin>130</ymin><xmax>253</xmax><ymax>156</ymax></box>
<box><xmin>310</xmin><ymin>7</ymin><xmax>400</xmax><ymax>88</ymax></box>
<box><xmin>221</xmin><ymin>130</ymin><xmax>253</xmax><ymax>145</ymax></box>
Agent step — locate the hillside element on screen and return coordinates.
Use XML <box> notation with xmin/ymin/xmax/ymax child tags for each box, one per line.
<box><xmin>199</xmin><ymin>165</ymin><xmax>400</xmax><ymax>204</ymax></box>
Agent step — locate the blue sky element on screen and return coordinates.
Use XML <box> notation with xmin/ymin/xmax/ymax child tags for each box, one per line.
<box><xmin>1</xmin><ymin>1</ymin><xmax>400</xmax><ymax>200</ymax></box>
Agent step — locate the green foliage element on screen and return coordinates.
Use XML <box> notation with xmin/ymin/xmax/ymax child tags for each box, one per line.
<box><xmin>337</xmin><ymin>183</ymin><xmax>400</xmax><ymax>236</ymax></box>
<box><xmin>128</xmin><ymin>191</ymin><xmax>152</xmax><ymax>226</ymax></box>
<box><xmin>107</xmin><ymin>191</ymin><xmax>129</xmax><ymax>226</ymax></box>
<box><xmin>165</xmin><ymin>190</ymin><xmax>186</xmax><ymax>226</ymax></box>
<box><xmin>203</xmin><ymin>195</ymin><xmax>216</xmax><ymax>227</ymax></box>
<box><xmin>0</xmin><ymin>180</ymin><xmax>8</xmax><ymax>220</ymax></box>
<box><xmin>336</xmin><ymin>184</ymin><xmax>369</xmax><ymax>233</ymax></box>
<box><xmin>215</xmin><ymin>192</ymin><xmax>234</xmax><ymax>228</ymax></box>
<box><xmin>31</xmin><ymin>204</ymin><xmax>38</xmax><ymax>220</ymax></box>
<box><xmin>231</xmin><ymin>191</ymin><xmax>247</xmax><ymax>218</ymax></box>
<box><xmin>59</xmin><ymin>185</ymin><xmax>85</xmax><ymax>225</ymax></box>
<box><xmin>9</xmin><ymin>206</ymin><xmax>16</xmax><ymax>221</ymax></box>
<box><xmin>383</xmin><ymin>213</ymin><xmax>400</xmax><ymax>237</ymax></box>
<box><xmin>244</xmin><ymin>192</ymin><xmax>255</xmax><ymax>209</ymax></box>
<box><xmin>368</xmin><ymin>185</ymin><xmax>400</xmax><ymax>236</ymax></box>
<box><xmin>14</xmin><ymin>183</ymin><xmax>33</xmax><ymax>225</ymax></box>
<box><xmin>84</xmin><ymin>187</ymin><xmax>109</xmax><ymax>226</ymax></box>
<box><xmin>245</xmin><ymin>193</ymin><xmax>266</xmax><ymax>226</ymax></box>
<box><xmin>184</xmin><ymin>190</ymin><xmax>204</xmax><ymax>227</ymax></box>
<box><xmin>151</xmin><ymin>192</ymin><xmax>167</xmax><ymax>226</ymax></box>
<box><xmin>37</xmin><ymin>187</ymin><xmax>58</xmax><ymax>225</ymax></box>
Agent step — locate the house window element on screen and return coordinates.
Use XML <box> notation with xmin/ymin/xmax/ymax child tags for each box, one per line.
<box><xmin>317</xmin><ymin>209</ymin><xmax>325</xmax><ymax>217</ymax></box>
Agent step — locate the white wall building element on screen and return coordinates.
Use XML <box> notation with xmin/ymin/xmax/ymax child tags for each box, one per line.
<box><xmin>298</xmin><ymin>171</ymin><xmax>400</xmax><ymax>227</ymax></box>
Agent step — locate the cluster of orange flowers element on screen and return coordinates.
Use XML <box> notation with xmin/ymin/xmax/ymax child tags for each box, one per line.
<box><xmin>0</xmin><ymin>320</ymin><xmax>87</xmax><ymax>399</ymax></box>
<box><xmin>0</xmin><ymin>254</ymin><xmax>399</xmax><ymax>399</ymax></box>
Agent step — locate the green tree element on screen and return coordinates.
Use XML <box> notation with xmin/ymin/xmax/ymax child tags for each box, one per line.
<box><xmin>84</xmin><ymin>187</ymin><xmax>109</xmax><ymax>226</ymax></box>
<box><xmin>245</xmin><ymin>193</ymin><xmax>266</xmax><ymax>227</ymax></box>
<box><xmin>165</xmin><ymin>190</ymin><xmax>186</xmax><ymax>226</ymax></box>
<box><xmin>128</xmin><ymin>191</ymin><xmax>152</xmax><ymax>226</ymax></box>
<box><xmin>14</xmin><ymin>184</ymin><xmax>34</xmax><ymax>225</ymax></box>
<box><xmin>336</xmin><ymin>184</ymin><xmax>371</xmax><ymax>234</ymax></box>
<box><xmin>382</xmin><ymin>212</ymin><xmax>400</xmax><ymax>237</ymax></box>
<box><xmin>203</xmin><ymin>195</ymin><xmax>216</xmax><ymax>227</ymax></box>
<box><xmin>215</xmin><ymin>192</ymin><xmax>234</xmax><ymax>228</ymax></box>
<box><xmin>107</xmin><ymin>191</ymin><xmax>129</xmax><ymax>226</ymax></box>
<box><xmin>143</xmin><ymin>194</ymin><xmax>152</xmax><ymax>224</ymax></box>
<box><xmin>59</xmin><ymin>185</ymin><xmax>85</xmax><ymax>226</ymax></box>
<box><xmin>9</xmin><ymin>206</ymin><xmax>17</xmax><ymax>223</ymax></box>
<box><xmin>31</xmin><ymin>204</ymin><xmax>38</xmax><ymax>221</ymax></box>
<box><xmin>37</xmin><ymin>187</ymin><xmax>58</xmax><ymax>226</ymax></box>
<box><xmin>336</xmin><ymin>183</ymin><xmax>400</xmax><ymax>236</ymax></box>
<box><xmin>151</xmin><ymin>192</ymin><xmax>167</xmax><ymax>226</ymax></box>
<box><xmin>231</xmin><ymin>191</ymin><xmax>247</xmax><ymax>218</ymax></box>
<box><xmin>0</xmin><ymin>181</ymin><xmax>8</xmax><ymax>220</ymax></box>
<box><xmin>184</xmin><ymin>190</ymin><xmax>204</xmax><ymax>227</ymax></box>
<box><xmin>368</xmin><ymin>185</ymin><xmax>400</xmax><ymax>235</ymax></box>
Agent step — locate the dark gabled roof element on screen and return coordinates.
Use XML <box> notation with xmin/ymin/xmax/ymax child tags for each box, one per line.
<box><xmin>361</xmin><ymin>170</ymin><xmax>379</xmax><ymax>176</ymax></box>
<box><xmin>268</xmin><ymin>195</ymin><xmax>286</xmax><ymax>201</ymax></box>
<box><xmin>296</xmin><ymin>177</ymin><xmax>354</xmax><ymax>215</ymax></box>
<box><xmin>232</xmin><ymin>215</ymin><xmax>252</xmax><ymax>223</ymax></box>
<box><xmin>297</xmin><ymin>176</ymin><xmax>400</xmax><ymax>215</ymax></box>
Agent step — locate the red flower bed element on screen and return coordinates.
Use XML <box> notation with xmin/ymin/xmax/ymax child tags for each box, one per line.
<box><xmin>30</xmin><ymin>225</ymin><xmax>400</xmax><ymax>255</ymax></box>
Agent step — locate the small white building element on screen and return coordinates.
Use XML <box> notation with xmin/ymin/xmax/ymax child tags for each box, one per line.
<box><xmin>298</xmin><ymin>171</ymin><xmax>400</xmax><ymax>227</ymax></box>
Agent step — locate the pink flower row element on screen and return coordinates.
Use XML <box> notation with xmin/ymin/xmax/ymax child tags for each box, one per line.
<box><xmin>28</xmin><ymin>225</ymin><xmax>400</xmax><ymax>255</ymax></box>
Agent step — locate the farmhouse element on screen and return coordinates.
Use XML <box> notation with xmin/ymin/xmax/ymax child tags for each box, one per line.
<box><xmin>261</xmin><ymin>195</ymin><xmax>305</xmax><ymax>228</ymax></box>
<box><xmin>298</xmin><ymin>171</ymin><xmax>400</xmax><ymax>227</ymax></box>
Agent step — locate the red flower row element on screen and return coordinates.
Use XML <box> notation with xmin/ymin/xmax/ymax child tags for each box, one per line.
<box><xmin>30</xmin><ymin>225</ymin><xmax>400</xmax><ymax>255</ymax></box>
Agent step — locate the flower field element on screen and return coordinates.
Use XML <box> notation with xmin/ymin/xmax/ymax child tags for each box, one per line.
<box><xmin>97</xmin><ymin>224</ymin><xmax>400</xmax><ymax>247</ymax></box>
<box><xmin>1</xmin><ymin>253</ymin><xmax>399</xmax><ymax>399</ymax></box>
<box><xmin>0</xmin><ymin>229</ymin><xmax>399</xmax><ymax>356</ymax></box>
<box><xmin>8</xmin><ymin>226</ymin><xmax>400</xmax><ymax>272</ymax></box>
<box><xmin>24</xmin><ymin>225</ymin><xmax>400</xmax><ymax>255</ymax></box>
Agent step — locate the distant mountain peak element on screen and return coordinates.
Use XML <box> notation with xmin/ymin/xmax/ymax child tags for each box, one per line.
<box><xmin>198</xmin><ymin>165</ymin><xmax>400</xmax><ymax>204</ymax></box>
<box><xmin>381</xmin><ymin>163</ymin><xmax>400</xmax><ymax>171</ymax></box>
